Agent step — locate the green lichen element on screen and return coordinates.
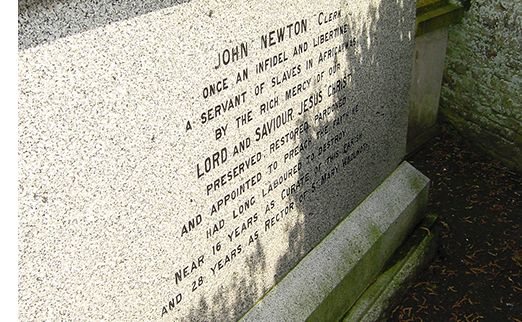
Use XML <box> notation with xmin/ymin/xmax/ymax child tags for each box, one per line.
<box><xmin>306</xmin><ymin>238</ymin><xmax>387</xmax><ymax>322</ymax></box>
<box><xmin>408</xmin><ymin>175</ymin><xmax>427</xmax><ymax>193</ymax></box>
<box><xmin>342</xmin><ymin>214</ymin><xmax>438</xmax><ymax>322</ymax></box>
<box><xmin>441</xmin><ymin>0</ymin><xmax>522</xmax><ymax>172</ymax></box>
<box><xmin>306</xmin><ymin>206</ymin><xmax>428</xmax><ymax>321</ymax></box>
<box><xmin>416</xmin><ymin>2</ymin><xmax>465</xmax><ymax>36</ymax></box>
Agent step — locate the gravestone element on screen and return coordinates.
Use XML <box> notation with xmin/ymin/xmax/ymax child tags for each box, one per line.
<box><xmin>19</xmin><ymin>0</ymin><xmax>418</xmax><ymax>320</ymax></box>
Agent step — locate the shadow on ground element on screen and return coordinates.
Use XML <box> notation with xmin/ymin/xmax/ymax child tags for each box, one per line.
<box><xmin>387</xmin><ymin>122</ymin><xmax>522</xmax><ymax>321</ymax></box>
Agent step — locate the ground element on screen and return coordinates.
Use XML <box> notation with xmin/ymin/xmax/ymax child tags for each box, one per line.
<box><xmin>387</xmin><ymin>123</ymin><xmax>522</xmax><ymax>322</ymax></box>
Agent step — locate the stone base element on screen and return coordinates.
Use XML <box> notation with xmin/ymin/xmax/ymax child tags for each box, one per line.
<box><xmin>342</xmin><ymin>213</ymin><xmax>439</xmax><ymax>322</ymax></box>
<box><xmin>240</xmin><ymin>162</ymin><xmax>430</xmax><ymax>322</ymax></box>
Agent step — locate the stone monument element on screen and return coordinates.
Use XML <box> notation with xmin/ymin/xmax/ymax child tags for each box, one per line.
<box><xmin>19</xmin><ymin>0</ymin><xmax>426</xmax><ymax>320</ymax></box>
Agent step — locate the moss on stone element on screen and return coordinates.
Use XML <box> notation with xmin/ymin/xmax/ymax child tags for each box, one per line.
<box><xmin>440</xmin><ymin>0</ymin><xmax>522</xmax><ymax>172</ymax></box>
<box><xmin>416</xmin><ymin>3</ymin><xmax>465</xmax><ymax>36</ymax></box>
<box><xmin>306</xmin><ymin>191</ymin><xmax>429</xmax><ymax>321</ymax></box>
<box><xmin>342</xmin><ymin>214</ymin><xmax>438</xmax><ymax>322</ymax></box>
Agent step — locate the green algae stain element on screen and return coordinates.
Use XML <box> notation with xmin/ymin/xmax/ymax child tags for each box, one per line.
<box><xmin>440</xmin><ymin>0</ymin><xmax>522</xmax><ymax>172</ymax></box>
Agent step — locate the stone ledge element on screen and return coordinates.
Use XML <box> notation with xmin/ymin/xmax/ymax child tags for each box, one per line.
<box><xmin>416</xmin><ymin>1</ymin><xmax>465</xmax><ymax>36</ymax></box>
<box><xmin>417</xmin><ymin>0</ymin><xmax>447</xmax><ymax>13</ymax></box>
<box><xmin>342</xmin><ymin>213</ymin><xmax>439</xmax><ymax>322</ymax></box>
<box><xmin>240</xmin><ymin>162</ymin><xmax>430</xmax><ymax>322</ymax></box>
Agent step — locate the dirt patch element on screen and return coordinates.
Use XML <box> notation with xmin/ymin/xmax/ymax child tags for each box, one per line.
<box><xmin>388</xmin><ymin>123</ymin><xmax>522</xmax><ymax>322</ymax></box>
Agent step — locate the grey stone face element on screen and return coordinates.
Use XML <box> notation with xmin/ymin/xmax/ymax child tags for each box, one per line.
<box><xmin>18</xmin><ymin>0</ymin><xmax>415</xmax><ymax>320</ymax></box>
<box><xmin>18</xmin><ymin>0</ymin><xmax>191</xmax><ymax>50</ymax></box>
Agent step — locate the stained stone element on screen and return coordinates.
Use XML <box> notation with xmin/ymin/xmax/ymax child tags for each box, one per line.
<box><xmin>242</xmin><ymin>161</ymin><xmax>430</xmax><ymax>321</ymax></box>
<box><xmin>18</xmin><ymin>0</ymin><xmax>415</xmax><ymax>320</ymax></box>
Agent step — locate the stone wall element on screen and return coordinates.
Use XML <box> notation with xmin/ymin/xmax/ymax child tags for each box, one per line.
<box><xmin>440</xmin><ymin>0</ymin><xmax>521</xmax><ymax>171</ymax></box>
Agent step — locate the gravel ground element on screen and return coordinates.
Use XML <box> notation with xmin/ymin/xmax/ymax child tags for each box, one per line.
<box><xmin>388</xmin><ymin>123</ymin><xmax>522</xmax><ymax>322</ymax></box>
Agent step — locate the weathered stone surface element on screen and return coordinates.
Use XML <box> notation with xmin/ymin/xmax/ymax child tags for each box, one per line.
<box><xmin>441</xmin><ymin>0</ymin><xmax>522</xmax><ymax>172</ymax></box>
<box><xmin>18</xmin><ymin>0</ymin><xmax>415</xmax><ymax>320</ymax></box>
<box><xmin>406</xmin><ymin>0</ymin><xmax>464</xmax><ymax>153</ymax></box>
<box><xmin>242</xmin><ymin>162</ymin><xmax>429</xmax><ymax>322</ymax></box>
<box><xmin>407</xmin><ymin>28</ymin><xmax>448</xmax><ymax>153</ymax></box>
<box><xmin>415</xmin><ymin>1</ymin><xmax>464</xmax><ymax>37</ymax></box>
<box><xmin>342</xmin><ymin>213</ymin><xmax>438</xmax><ymax>322</ymax></box>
